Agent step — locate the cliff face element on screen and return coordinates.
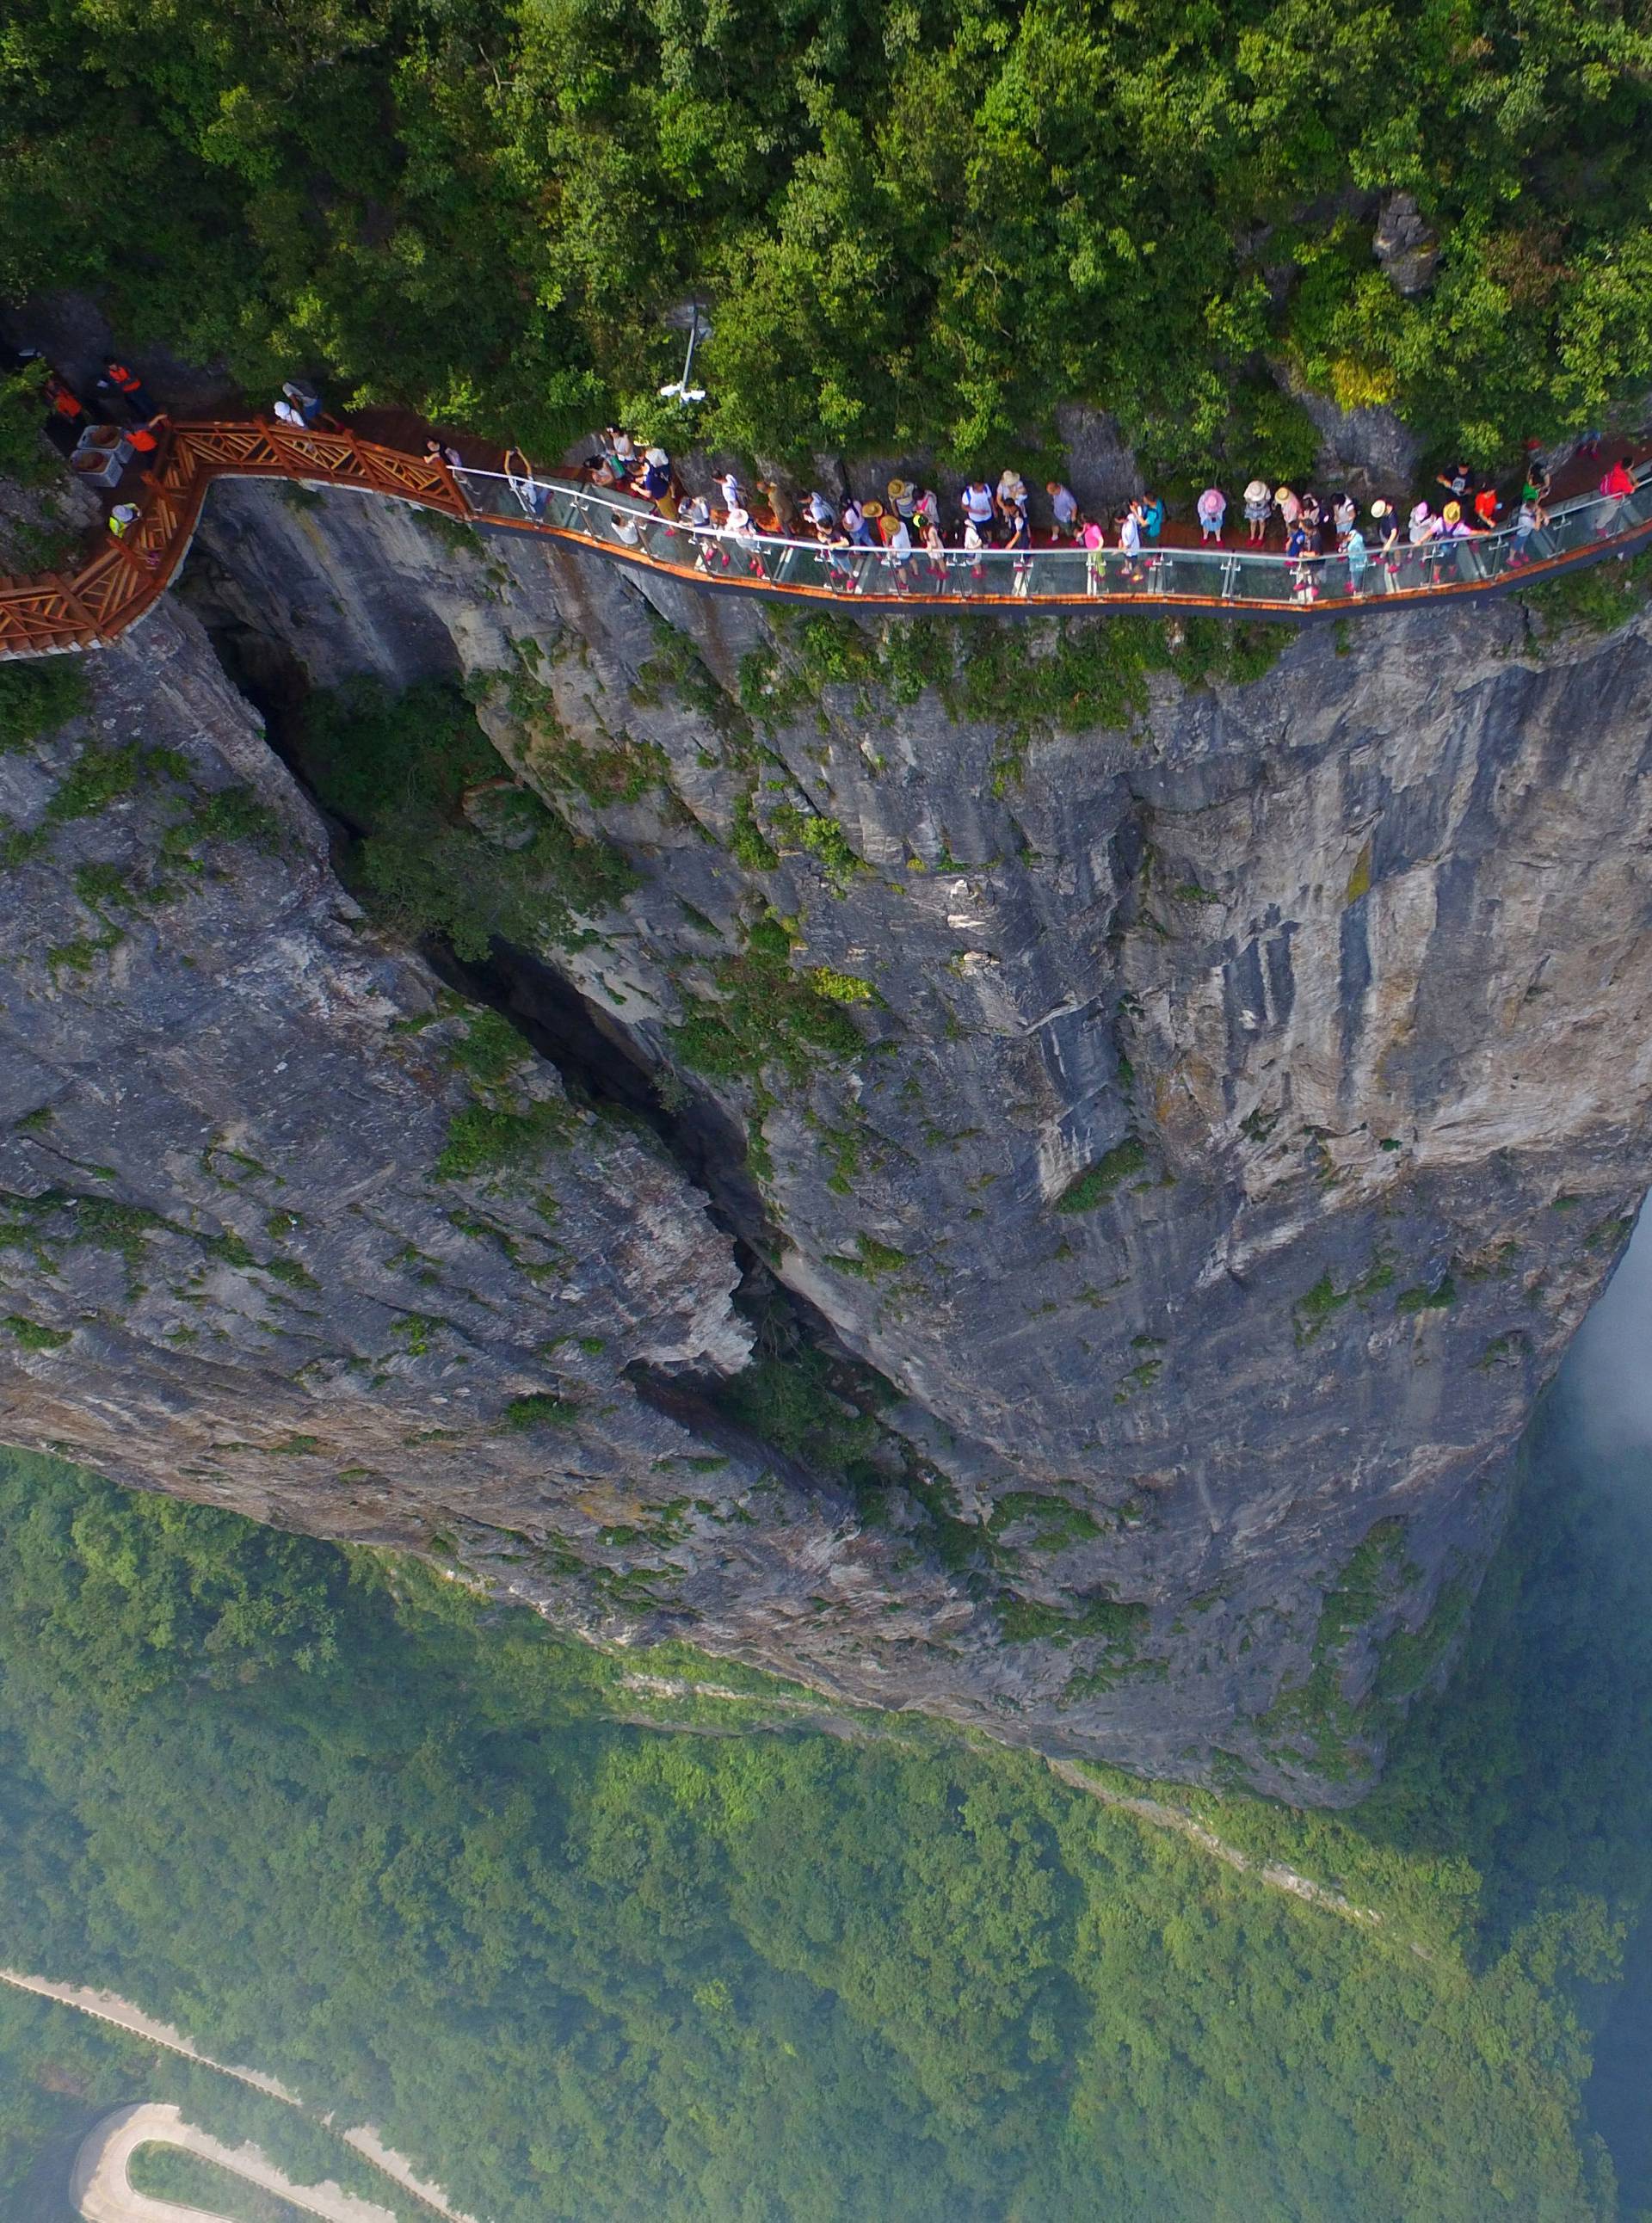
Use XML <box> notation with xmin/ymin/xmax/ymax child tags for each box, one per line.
<box><xmin>3</xmin><ymin>477</ymin><xmax>1648</xmax><ymax>1799</ymax></box>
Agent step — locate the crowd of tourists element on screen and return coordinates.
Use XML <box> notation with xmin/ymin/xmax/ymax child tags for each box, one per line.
<box><xmin>12</xmin><ymin>336</ymin><xmax>1644</xmax><ymax>605</ymax></box>
<box><xmin>547</xmin><ymin>423</ymin><xmax>1645</xmax><ymax>600</ymax></box>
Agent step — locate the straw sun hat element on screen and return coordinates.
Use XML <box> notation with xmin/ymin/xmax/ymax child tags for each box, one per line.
<box><xmin>1244</xmin><ymin>478</ymin><xmax>1269</xmax><ymax>502</ymax></box>
<box><xmin>1370</xmin><ymin>499</ymin><xmax>1392</xmax><ymax>518</ymax></box>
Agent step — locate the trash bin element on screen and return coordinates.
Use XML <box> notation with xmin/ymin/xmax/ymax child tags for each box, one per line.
<box><xmin>70</xmin><ymin>426</ymin><xmax>133</xmax><ymax>489</ymax></box>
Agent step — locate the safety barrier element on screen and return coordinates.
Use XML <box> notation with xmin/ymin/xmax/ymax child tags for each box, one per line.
<box><xmin>1</xmin><ymin>419</ymin><xmax>1649</xmax><ymax>661</ymax></box>
<box><xmin>454</xmin><ymin>461</ymin><xmax>1652</xmax><ymax>608</ymax></box>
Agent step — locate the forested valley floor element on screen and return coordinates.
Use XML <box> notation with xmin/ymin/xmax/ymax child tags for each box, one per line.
<box><xmin>2</xmin><ymin>1358</ymin><xmax>1651</xmax><ymax>2223</ymax></box>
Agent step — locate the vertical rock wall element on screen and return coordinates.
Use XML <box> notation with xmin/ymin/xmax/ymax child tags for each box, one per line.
<box><xmin>3</xmin><ymin>476</ymin><xmax>1643</xmax><ymax>1799</ymax></box>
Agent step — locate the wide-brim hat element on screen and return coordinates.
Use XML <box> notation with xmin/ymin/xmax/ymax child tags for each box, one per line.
<box><xmin>1370</xmin><ymin>499</ymin><xmax>1391</xmax><ymax>518</ymax></box>
<box><xmin>887</xmin><ymin>477</ymin><xmax>914</xmax><ymax>498</ymax></box>
<box><xmin>1274</xmin><ymin>485</ymin><xmax>1295</xmax><ymax>502</ymax></box>
<box><xmin>1443</xmin><ymin>501</ymin><xmax>1462</xmax><ymax>523</ymax></box>
<box><xmin>1244</xmin><ymin>479</ymin><xmax>1269</xmax><ymax>502</ymax></box>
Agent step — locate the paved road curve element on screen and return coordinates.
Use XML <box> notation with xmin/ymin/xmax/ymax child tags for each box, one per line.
<box><xmin>71</xmin><ymin>2103</ymin><xmax>401</xmax><ymax>2223</ymax></box>
<box><xmin>0</xmin><ymin>1971</ymin><xmax>482</xmax><ymax>2223</ymax></box>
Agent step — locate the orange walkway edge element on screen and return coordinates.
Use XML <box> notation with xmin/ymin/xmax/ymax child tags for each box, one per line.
<box><xmin>2</xmin><ymin>419</ymin><xmax>1648</xmax><ymax>660</ymax></box>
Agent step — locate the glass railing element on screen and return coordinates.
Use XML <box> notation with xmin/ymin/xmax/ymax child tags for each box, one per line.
<box><xmin>453</xmin><ymin>466</ymin><xmax>1652</xmax><ymax>609</ymax></box>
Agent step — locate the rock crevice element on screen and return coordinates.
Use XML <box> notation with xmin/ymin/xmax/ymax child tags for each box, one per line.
<box><xmin>1</xmin><ymin>478</ymin><xmax>1645</xmax><ymax>1801</ymax></box>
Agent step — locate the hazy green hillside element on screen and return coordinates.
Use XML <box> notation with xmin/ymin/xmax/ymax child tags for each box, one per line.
<box><xmin>1</xmin><ymin>1408</ymin><xmax>1649</xmax><ymax>2223</ymax></box>
<box><xmin>5</xmin><ymin>0</ymin><xmax>1652</xmax><ymax>469</ymax></box>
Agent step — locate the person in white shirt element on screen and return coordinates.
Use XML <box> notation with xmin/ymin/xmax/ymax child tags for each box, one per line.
<box><xmin>961</xmin><ymin>481</ymin><xmax>995</xmax><ymax>534</ymax></box>
<box><xmin>725</xmin><ymin>502</ymin><xmax>766</xmax><ymax>576</ymax></box>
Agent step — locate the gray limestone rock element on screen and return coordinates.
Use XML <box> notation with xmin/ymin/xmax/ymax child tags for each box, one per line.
<box><xmin>1372</xmin><ymin>192</ymin><xmax>1441</xmax><ymax>298</ymax></box>
<box><xmin>6</xmin><ymin>475</ymin><xmax>1650</xmax><ymax>1802</ymax></box>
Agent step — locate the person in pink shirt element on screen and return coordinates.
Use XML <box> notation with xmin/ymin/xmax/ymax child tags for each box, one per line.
<box><xmin>1196</xmin><ymin>486</ymin><xmax>1226</xmax><ymax>544</ymax></box>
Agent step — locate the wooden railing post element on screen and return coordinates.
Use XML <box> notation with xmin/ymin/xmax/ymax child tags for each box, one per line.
<box><xmin>46</xmin><ymin>571</ymin><xmax>106</xmax><ymax>645</ymax></box>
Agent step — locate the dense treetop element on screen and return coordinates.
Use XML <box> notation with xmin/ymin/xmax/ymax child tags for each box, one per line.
<box><xmin>2</xmin><ymin>1408</ymin><xmax>1652</xmax><ymax>2220</ymax></box>
<box><xmin>3</xmin><ymin>0</ymin><xmax>1652</xmax><ymax>475</ymax></box>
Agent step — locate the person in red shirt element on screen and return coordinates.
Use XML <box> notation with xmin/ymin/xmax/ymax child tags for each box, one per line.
<box><xmin>1472</xmin><ymin>485</ymin><xmax>1501</xmax><ymax>529</ymax></box>
<box><xmin>1598</xmin><ymin>454</ymin><xmax>1638</xmax><ymax>535</ymax></box>
<box><xmin>1601</xmin><ymin>455</ymin><xmax>1637</xmax><ymax>497</ymax></box>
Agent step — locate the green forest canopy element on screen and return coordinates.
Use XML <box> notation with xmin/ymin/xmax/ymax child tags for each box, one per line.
<box><xmin>3</xmin><ymin>0</ymin><xmax>1652</xmax><ymax>476</ymax></box>
<box><xmin>3</xmin><ymin>1407</ymin><xmax>1652</xmax><ymax>2223</ymax></box>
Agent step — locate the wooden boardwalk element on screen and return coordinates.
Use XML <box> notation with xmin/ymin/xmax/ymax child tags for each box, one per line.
<box><xmin>3</xmin><ymin>418</ymin><xmax>1649</xmax><ymax>660</ymax></box>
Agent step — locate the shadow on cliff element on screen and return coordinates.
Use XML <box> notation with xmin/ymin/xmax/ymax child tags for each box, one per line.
<box><xmin>1353</xmin><ymin>1208</ymin><xmax>1652</xmax><ymax>2203</ymax></box>
<box><xmin>190</xmin><ymin>598</ymin><xmax>898</xmax><ymax>1520</ymax></box>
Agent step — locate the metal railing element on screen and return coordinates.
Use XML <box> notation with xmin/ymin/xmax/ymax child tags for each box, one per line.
<box><xmin>453</xmin><ymin>464</ymin><xmax>1652</xmax><ymax>612</ymax></box>
<box><xmin>3</xmin><ymin>419</ymin><xmax>1649</xmax><ymax>662</ymax></box>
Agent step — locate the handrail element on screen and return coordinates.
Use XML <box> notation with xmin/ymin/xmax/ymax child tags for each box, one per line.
<box><xmin>2</xmin><ymin>418</ymin><xmax>1649</xmax><ymax>662</ymax></box>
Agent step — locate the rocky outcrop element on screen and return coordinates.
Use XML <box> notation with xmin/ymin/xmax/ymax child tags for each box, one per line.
<box><xmin>1372</xmin><ymin>192</ymin><xmax>1440</xmax><ymax>298</ymax></box>
<box><xmin>4</xmin><ymin>475</ymin><xmax>1649</xmax><ymax>1800</ymax></box>
<box><xmin>0</xmin><ymin>598</ymin><xmax>974</xmax><ymax>1710</ymax></box>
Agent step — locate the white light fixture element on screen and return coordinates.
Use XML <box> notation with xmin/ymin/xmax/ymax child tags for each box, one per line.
<box><xmin>659</xmin><ymin>304</ymin><xmax>711</xmax><ymax>407</ymax></box>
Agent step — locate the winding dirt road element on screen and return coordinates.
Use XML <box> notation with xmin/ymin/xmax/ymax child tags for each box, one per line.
<box><xmin>0</xmin><ymin>1971</ymin><xmax>481</xmax><ymax>2223</ymax></box>
<box><xmin>70</xmin><ymin>2103</ymin><xmax>400</xmax><ymax>2223</ymax></box>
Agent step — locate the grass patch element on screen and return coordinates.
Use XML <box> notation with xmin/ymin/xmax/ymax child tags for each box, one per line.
<box><xmin>986</xmin><ymin>1491</ymin><xmax>1103</xmax><ymax>1553</ymax></box>
<box><xmin>0</xmin><ymin>658</ymin><xmax>89</xmax><ymax>750</ymax></box>
<box><xmin>1293</xmin><ymin>1252</ymin><xmax>1396</xmax><ymax>1346</ymax></box>
<box><xmin>502</xmin><ymin>1391</ymin><xmax>579</xmax><ymax>1431</ymax></box>
<box><xmin>1057</xmin><ymin>1136</ymin><xmax>1148</xmax><ymax>1212</ymax></box>
<box><xmin>2</xmin><ymin>1313</ymin><xmax>70</xmax><ymax>1352</ymax></box>
<box><xmin>671</xmin><ymin>910</ymin><xmax>866</xmax><ymax>1086</ymax></box>
<box><xmin>435</xmin><ymin>1095</ymin><xmax>571</xmax><ymax>1181</ymax></box>
<box><xmin>996</xmin><ymin>1592</ymin><xmax>1150</xmax><ymax>1647</ymax></box>
<box><xmin>825</xmin><ymin>1235</ymin><xmax>907</xmax><ymax>1279</ymax></box>
<box><xmin>166</xmin><ymin>783</ymin><xmax>284</xmax><ymax>858</ymax></box>
<box><xmin>1255</xmin><ymin>1519</ymin><xmax>1414</xmax><ymax>1782</ymax></box>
